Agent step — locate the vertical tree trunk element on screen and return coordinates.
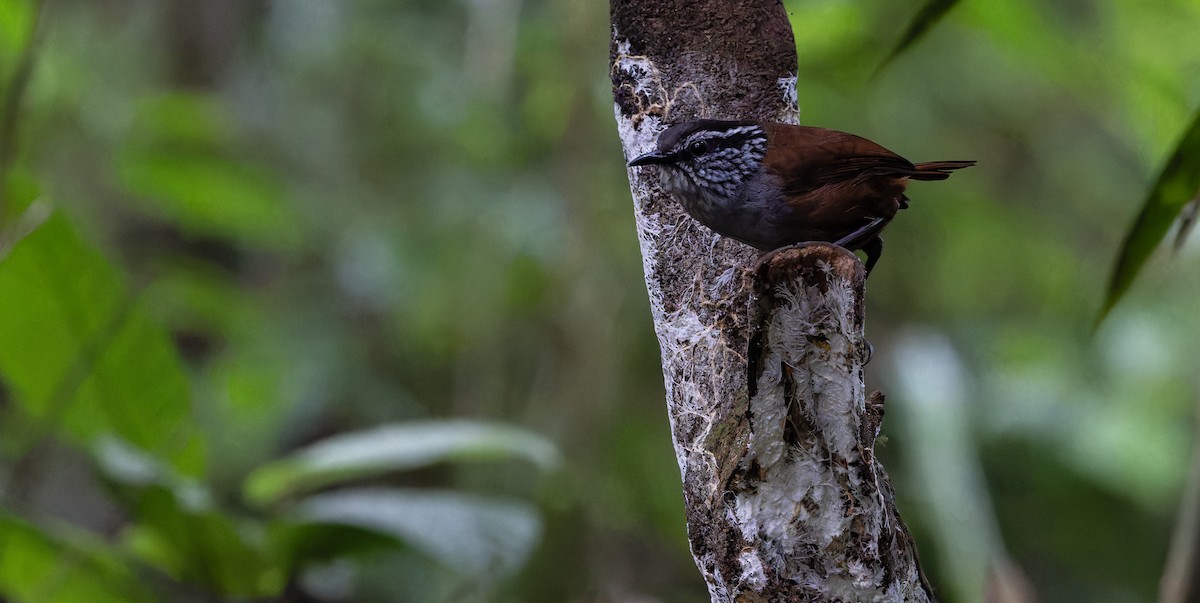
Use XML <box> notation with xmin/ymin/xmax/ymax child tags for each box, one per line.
<box><xmin>610</xmin><ymin>2</ymin><xmax>935</xmax><ymax>600</ymax></box>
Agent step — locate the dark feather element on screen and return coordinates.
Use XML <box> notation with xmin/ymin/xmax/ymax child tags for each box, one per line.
<box><xmin>909</xmin><ymin>160</ymin><xmax>977</xmax><ymax>180</ymax></box>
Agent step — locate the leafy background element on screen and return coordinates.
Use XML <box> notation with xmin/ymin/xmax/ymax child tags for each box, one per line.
<box><xmin>1</xmin><ymin>0</ymin><xmax>1199</xmax><ymax>602</ymax></box>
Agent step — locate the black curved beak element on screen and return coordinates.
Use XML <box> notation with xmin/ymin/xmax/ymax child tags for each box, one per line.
<box><xmin>628</xmin><ymin>151</ymin><xmax>669</xmax><ymax>167</ymax></box>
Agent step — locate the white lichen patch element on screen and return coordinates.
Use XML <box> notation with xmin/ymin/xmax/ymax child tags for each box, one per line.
<box><xmin>777</xmin><ymin>74</ymin><xmax>800</xmax><ymax>124</ymax></box>
<box><xmin>613</xmin><ymin>31</ymin><xmax>744</xmax><ymax>472</ymax></box>
<box><xmin>737</xmin><ymin>548</ymin><xmax>767</xmax><ymax>590</ymax></box>
<box><xmin>762</xmin><ymin>277</ymin><xmax>865</xmax><ymax>453</ymax></box>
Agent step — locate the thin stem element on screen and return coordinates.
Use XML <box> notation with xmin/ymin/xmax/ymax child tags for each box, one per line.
<box><xmin>0</xmin><ymin>0</ymin><xmax>48</xmax><ymax>224</ymax></box>
<box><xmin>4</xmin><ymin>286</ymin><xmax>143</xmax><ymax>510</ymax></box>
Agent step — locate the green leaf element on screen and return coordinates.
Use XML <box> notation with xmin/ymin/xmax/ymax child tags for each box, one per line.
<box><xmin>113</xmin><ymin>93</ymin><xmax>299</xmax><ymax>247</ymax></box>
<box><xmin>90</xmin><ymin>436</ymin><xmax>282</xmax><ymax>597</ymax></box>
<box><xmin>93</xmin><ymin>436</ymin><xmax>212</xmax><ymax>510</ymax></box>
<box><xmin>0</xmin><ymin>212</ymin><xmax>204</xmax><ymax>474</ymax></box>
<box><xmin>0</xmin><ymin>0</ymin><xmax>35</xmax><ymax>63</ymax></box>
<box><xmin>292</xmin><ymin>488</ymin><xmax>542</xmax><ymax>577</ymax></box>
<box><xmin>121</xmin><ymin>486</ymin><xmax>285</xmax><ymax>598</ymax></box>
<box><xmin>876</xmin><ymin>0</ymin><xmax>964</xmax><ymax>74</ymax></box>
<box><xmin>1099</xmin><ymin>107</ymin><xmax>1200</xmax><ymax>323</ymax></box>
<box><xmin>0</xmin><ymin>514</ymin><xmax>158</xmax><ymax>603</ymax></box>
<box><xmin>245</xmin><ymin>420</ymin><xmax>561</xmax><ymax>505</ymax></box>
<box><xmin>267</xmin><ymin>521</ymin><xmax>400</xmax><ymax>573</ymax></box>
<box><xmin>133</xmin><ymin>92</ymin><xmax>235</xmax><ymax>148</ymax></box>
<box><xmin>117</xmin><ymin>150</ymin><xmax>298</xmax><ymax>247</ymax></box>
<box><xmin>1</xmin><ymin>164</ymin><xmax>40</xmax><ymax>226</ymax></box>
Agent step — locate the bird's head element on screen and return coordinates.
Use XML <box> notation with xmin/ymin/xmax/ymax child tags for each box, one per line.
<box><xmin>628</xmin><ymin>120</ymin><xmax>768</xmax><ymax>200</ymax></box>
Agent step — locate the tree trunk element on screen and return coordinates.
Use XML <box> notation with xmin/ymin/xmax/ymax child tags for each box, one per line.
<box><xmin>610</xmin><ymin>1</ymin><xmax>935</xmax><ymax>600</ymax></box>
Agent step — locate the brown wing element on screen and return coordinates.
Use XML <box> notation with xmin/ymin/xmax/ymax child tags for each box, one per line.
<box><xmin>760</xmin><ymin>123</ymin><xmax>917</xmax><ymax>196</ymax></box>
<box><xmin>757</xmin><ymin>123</ymin><xmax>974</xmax><ymax>245</ymax></box>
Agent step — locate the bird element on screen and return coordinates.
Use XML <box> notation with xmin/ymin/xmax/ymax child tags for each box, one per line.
<box><xmin>627</xmin><ymin>119</ymin><xmax>975</xmax><ymax>274</ymax></box>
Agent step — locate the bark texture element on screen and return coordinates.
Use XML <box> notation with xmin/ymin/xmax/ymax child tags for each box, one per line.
<box><xmin>610</xmin><ymin>1</ymin><xmax>933</xmax><ymax>600</ymax></box>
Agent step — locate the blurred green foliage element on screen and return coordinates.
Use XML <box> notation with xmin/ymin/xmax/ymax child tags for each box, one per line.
<box><xmin>0</xmin><ymin>0</ymin><xmax>1197</xmax><ymax>601</ymax></box>
<box><xmin>876</xmin><ymin>0</ymin><xmax>963</xmax><ymax>74</ymax></box>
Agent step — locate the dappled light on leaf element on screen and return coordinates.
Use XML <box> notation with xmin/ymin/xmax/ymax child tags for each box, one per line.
<box><xmin>292</xmin><ymin>488</ymin><xmax>542</xmax><ymax>578</ymax></box>
<box><xmin>246</xmin><ymin>420</ymin><xmax>561</xmax><ymax>505</ymax></box>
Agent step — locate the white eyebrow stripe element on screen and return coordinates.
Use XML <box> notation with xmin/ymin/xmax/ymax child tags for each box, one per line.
<box><xmin>724</xmin><ymin>125</ymin><xmax>762</xmax><ymax>136</ymax></box>
<box><xmin>681</xmin><ymin>125</ymin><xmax>765</xmax><ymax>149</ymax></box>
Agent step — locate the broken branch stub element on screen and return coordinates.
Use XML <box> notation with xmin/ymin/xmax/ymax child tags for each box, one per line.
<box><xmin>730</xmin><ymin>244</ymin><xmax>932</xmax><ymax>601</ymax></box>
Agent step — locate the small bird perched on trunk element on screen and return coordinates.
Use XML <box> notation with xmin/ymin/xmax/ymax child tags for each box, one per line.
<box><xmin>628</xmin><ymin>120</ymin><xmax>975</xmax><ymax>274</ymax></box>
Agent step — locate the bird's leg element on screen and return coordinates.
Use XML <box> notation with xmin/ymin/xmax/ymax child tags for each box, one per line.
<box><xmin>861</xmin><ymin>236</ymin><xmax>883</xmax><ymax>275</ymax></box>
<box><xmin>834</xmin><ymin>217</ymin><xmax>887</xmax><ymax>250</ymax></box>
<box><xmin>831</xmin><ymin>219</ymin><xmax>886</xmax><ymax>275</ymax></box>
<box><xmin>857</xmin><ymin>237</ymin><xmax>882</xmax><ymax>368</ymax></box>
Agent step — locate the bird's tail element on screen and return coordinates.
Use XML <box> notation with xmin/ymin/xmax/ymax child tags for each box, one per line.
<box><xmin>909</xmin><ymin>160</ymin><xmax>977</xmax><ymax>181</ymax></box>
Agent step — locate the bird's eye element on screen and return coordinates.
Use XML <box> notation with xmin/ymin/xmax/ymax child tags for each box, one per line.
<box><xmin>687</xmin><ymin>141</ymin><xmax>708</xmax><ymax>158</ymax></box>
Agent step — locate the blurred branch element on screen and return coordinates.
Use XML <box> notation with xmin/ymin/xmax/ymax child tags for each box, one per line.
<box><xmin>987</xmin><ymin>558</ymin><xmax>1038</xmax><ymax>603</ymax></box>
<box><xmin>1160</xmin><ymin>413</ymin><xmax>1200</xmax><ymax>603</ymax></box>
<box><xmin>464</xmin><ymin>0</ymin><xmax>522</xmax><ymax>100</ymax></box>
<box><xmin>0</xmin><ymin>0</ymin><xmax>47</xmax><ymax>223</ymax></box>
<box><xmin>166</xmin><ymin>0</ymin><xmax>265</xmax><ymax>88</ymax></box>
<box><xmin>1173</xmin><ymin>195</ymin><xmax>1200</xmax><ymax>252</ymax></box>
<box><xmin>893</xmin><ymin>331</ymin><xmax>1036</xmax><ymax>603</ymax></box>
<box><xmin>5</xmin><ymin>286</ymin><xmax>143</xmax><ymax>509</ymax></box>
